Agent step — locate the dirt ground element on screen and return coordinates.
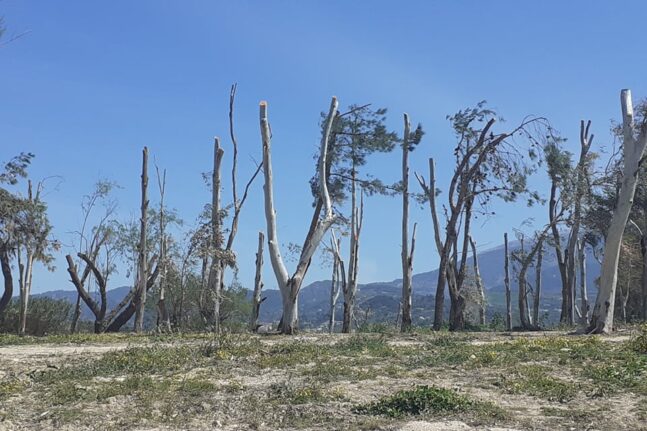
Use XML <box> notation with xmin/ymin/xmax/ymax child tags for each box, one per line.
<box><xmin>0</xmin><ymin>330</ymin><xmax>644</xmax><ymax>431</ymax></box>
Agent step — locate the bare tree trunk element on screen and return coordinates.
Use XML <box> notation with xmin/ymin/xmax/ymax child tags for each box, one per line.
<box><xmin>578</xmin><ymin>239</ymin><xmax>589</xmax><ymax>325</ymax></box>
<box><xmin>329</xmin><ymin>237</ymin><xmax>340</xmax><ymax>333</ymax></box>
<box><xmin>469</xmin><ymin>236</ymin><xmax>486</xmax><ymax>325</ymax></box>
<box><xmin>134</xmin><ymin>147</ymin><xmax>149</xmax><ymax>333</ymax></box>
<box><xmin>0</xmin><ymin>246</ymin><xmax>13</xmax><ymax>316</ymax></box>
<box><xmin>533</xmin><ymin>238</ymin><xmax>544</xmax><ymax>327</ymax></box>
<box><xmin>250</xmin><ymin>231</ymin><xmax>265</xmax><ymax>332</ymax></box>
<box><xmin>641</xmin><ymin>233</ymin><xmax>647</xmax><ymax>321</ymax></box>
<box><xmin>590</xmin><ymin>90</ymin><xmax>647</xmax><ymax>334</ymax></box>
<box><xmin>401</xmin><ymin>113</ymin><xmax>414</xmax><ymax>332</ymax></box>
<box><xmin>504</xmin><ymin>233</ymin><xmax>511</xmax><ymax>331</ymax></box>
<box><xmin>260</xmin><ymin>97</ymin><xmax>338</xmax><ymax>334</ymax></box>
<box><xmin>343</xmin><ymin>191</ymin><xmax>362</xmax><ymax>333</ymax></box>
<box><xmin>208</xmin><ymin>138</ymin><xmax>225</xmax><ymax>333</ymax></box>
<box><xmin>18</xmin><ymin>252</ymin><xmax>34</xmax><ymax>335</ymax></box>
<box><xmin>155</xmin><ymin>166</ymin><xmax>171</xmax><ymax>332</ymax></box>
<box><xmin>70</xmin><ymin>295</ymin><xmax>82</xmax><ymax>334</ymax></box>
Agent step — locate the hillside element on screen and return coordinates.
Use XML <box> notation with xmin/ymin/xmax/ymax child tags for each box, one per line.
<box><xmin>38</xmin><ymin>242</ymin><xmax>599</xmax><ymax>329</ymax></box>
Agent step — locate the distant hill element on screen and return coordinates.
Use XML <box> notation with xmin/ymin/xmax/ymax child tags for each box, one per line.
<box><xmin>36</xmin><ymin>241</ymin><xmax>600</xmax><ymax>329</ymax></box>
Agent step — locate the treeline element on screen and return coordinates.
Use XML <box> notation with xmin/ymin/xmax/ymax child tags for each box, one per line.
<box><xmin>1</xmin><ymin>86</ymin><xmax>646</xmax><ymax>336</ymax></box>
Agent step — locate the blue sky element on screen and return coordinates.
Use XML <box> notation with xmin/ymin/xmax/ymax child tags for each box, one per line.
<box><xmin>2</xmin><ymin>1</ymin><xmax>647</xmax><ymax>294</ymax></box>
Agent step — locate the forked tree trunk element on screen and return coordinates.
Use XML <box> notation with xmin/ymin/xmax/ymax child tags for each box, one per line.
<box><xmin>260</xmin><ymin>97</ymin><xmax>338</xmax><ymax>334</ymax></box>
<box><xmin>590</xmin><ymin>89</ymin><xmax>647</xmax><ymax>334</ymax></box>
<box><xmin>504</xmin><ymin>233</ymin><xmax>512</xmax><ymax>331</ymax></box>
<box><xmin>250</xmin><ymin>231</ymin><xmax>265</xmax><ymax>331</ymax></box>
<box><xmin>134</xmin><ymin>147</ymin><xmax>149</xmax><ymax>333</ymax></box>
<box><xmin>155</xmin><ymin>167</ymin><xmax>171</xmax><ymax>332</ymax></box>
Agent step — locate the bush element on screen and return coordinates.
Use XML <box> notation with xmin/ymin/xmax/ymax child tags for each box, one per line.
<box><xmin>629</xmin><ymin>324</ymin><xmax>647</xmax><ymax>354</ymax></box>
<box><xmin>353</xmin><ymin>385</ymin><xmax>474</xmax><ymax>417</ymax></box>
<box><xmin>0</xmin><ymin>297</ymin><xmax>72</xmax><ymax>335</ymax></box>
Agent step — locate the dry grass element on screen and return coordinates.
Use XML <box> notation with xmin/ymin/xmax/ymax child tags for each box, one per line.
<box><xmin>0</xmin><ymin>329</ymin><xmax>645</xmax><ymax>430</ymax></box>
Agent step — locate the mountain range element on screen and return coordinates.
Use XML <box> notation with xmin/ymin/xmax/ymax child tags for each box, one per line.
<box><xmin>35</xmin><ymin>241</ymin><xmax>600</xmax><ymax>329</ymax></box>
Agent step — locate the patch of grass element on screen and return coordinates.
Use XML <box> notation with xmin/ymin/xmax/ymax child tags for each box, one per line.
<box><xmin>353</xmin><ymin>385</ymin><xmax>487</xmax><ymax>418</ymax></box>
<box><xmin>270</xmin><ymin>380</ymin><xmax>344</xmax><ymax>404</ymax></box>
<box><xmin>583</xmin><ymin>354</ymin><xmax>647</xmax><ymax>396</ymax></box>
<box><xmin>0</xmin><ymin>379</ymin><xmax>24</xmax><ymax>400</ymax></box>
<box><xmin>495</xmin><ymin>365</ymin><xmax>578</xmax><ymax>402</ymax></box>
<box><xmin>629</xmin><ymin>324</ymin><xmax>647</xmax><ymax>354</ymax></box>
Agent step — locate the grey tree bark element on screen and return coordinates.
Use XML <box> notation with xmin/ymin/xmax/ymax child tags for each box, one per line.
<box><xmin>468</xmin><ymin>236</ymin><xmax>486</xmax><ymax>325</ymax></box>
<box><xmin>504</xmin><ymin>232</ymin><xmax>512</xmax><ymax>331</ymax></box>
<box><xmin>208</xmin><ymin>138</ymin><xmax>224</xmax><ymax>333</ymax></box>
<box><xmin>250</xmin><ymin>231</ymin><xmax>265</xmax><ymax>332</ymax></box>
<box><xmin>134</xmin><ymin>147</ymin><xmax>149</xmax><ymax>333</ymax></box>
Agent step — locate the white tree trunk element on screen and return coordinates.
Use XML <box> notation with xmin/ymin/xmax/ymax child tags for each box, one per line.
<box><xmin>590</xmin><ymin>89</ymin><xmax>647</xmax><ymax>333</ymax></box>
<box><xmin>260</xmin><ymin>97</ymin><xmax>338</xmax><ymax>334</ymax></box>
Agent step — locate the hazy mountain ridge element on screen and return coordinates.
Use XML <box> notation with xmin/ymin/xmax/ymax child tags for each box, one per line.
<box><xmin>36</xmin><ymin>241</ymin><xmax>600</xmax><ymax>328</ymax></box>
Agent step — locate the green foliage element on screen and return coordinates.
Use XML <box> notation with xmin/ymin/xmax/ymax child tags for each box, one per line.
<box><xmin>353</xmin><ymin>385</ymin><xmax>476</xmax><ymax>417</ymax></box>
<box><xmin>630</xmin><ymin>324</ymin><xmax>647</xmax><ymax>354</ymax></box>
<box><xmin>0</xmin><ymin>297</ymin><xmax>72</xmax><ymax>335</ymax></box>
<box><xmin>311</xmin><ymin>104</ymin><xmax>401</xmax><ymax>205</ymax></box>
<box><xmin>495</xmin><ymin>365</ymin><xmax>577</xmax><ymax>402</ymax></box>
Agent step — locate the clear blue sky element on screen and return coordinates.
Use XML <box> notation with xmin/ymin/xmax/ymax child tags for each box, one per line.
<box><xmin>2</xmin><ymin>1</ymin><xmax>647</xmax><ymax>294</ymax></box>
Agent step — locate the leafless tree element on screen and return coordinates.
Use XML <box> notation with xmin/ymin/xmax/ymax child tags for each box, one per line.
<box><xmin>250</xmin><ymin>231</ymin><xmax>265</xmax><ymax>332</ymax></box>
<box><xmin>134</xmin><ymin>147</ymin><xmax>149</xmax><ymax>333</ymax></box>
<box><xmin>260</xmin><ymin>97</ymin><xmax>338</xmax><ymax>334</ymax></box>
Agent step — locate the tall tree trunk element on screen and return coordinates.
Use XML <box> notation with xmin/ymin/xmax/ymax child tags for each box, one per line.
<box><xmin>504</xmin><ymin>233</ymin><xmax>511</xmax><ymax>331</ymax></box>
<box><xmin>0</xmin><ymin>246</ymin><xmax>13</xmax><ymax>315</ymax></box>
<box><xmin>250</xmin><ymin>231</ymin><xmax>265</xmax><ymax>331</ymax></box>
<box><xmin>208</xmin><ymin>138</ymin><xmax>225</xmax><ymax>333</ymax></box>
<box><xmin>155</xmin><ymin>167</ymin><xmax>171</xmax><ymax>332</ymax></box>
<box><xmin>401</xmin><ymin>113</ymin><xmax>414</xmax><ymax>332</ymax></box>
<box><xmin>590</xmin><ymin>90</ymin><xmax>647</xmax><ymax>333</ymax></box>
<box><xmin>19</xmin><ymin>252</ymin><xmax>34</xmax><ymax>335</ymax></box>
<box><xmin>343</xmin><ymin>188</ymin><xmax>362</xmax><ymax>333</ymax></box>
<box><xmin>578</xmin><ymin>239</ymin><xmax>589</xmax><ymax>325</ymax></box>
<box><xmin>533</xmin><ymin>238</ymin><xmax>544</xmax><ymax>327</ymax></box>
<box><xmin>70</xmin><ymin>295</ymin><xmax>82</xmax><ymax>334</ymax></box>
<box><xmin>641</xmin><ymin>233</ymin><xmax>647</xmax><ymax>321</ymax></box>
<box><xmin>469</xmin><ymin>236</ymin><xmax>486</xmax><ymax>325</ymax></box>
<box><xmin>134</xmin><ymin>147</ymin><xmax>149</xmax><ymax>332</ymax></box>
<box><xmin>329</xmin><ymin>237</ymin><xmax>340</xmax><ymax>333</ymax></box>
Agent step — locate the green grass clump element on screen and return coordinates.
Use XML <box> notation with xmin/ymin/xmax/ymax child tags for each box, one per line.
<box><xmin>0</xmin><ymin>379</ymin><xmax>24</xmax><ymax>400</ymax></box>
<box><xmin>353</xmin><ymin>385</ymin><xmax>475</xmax><ymax>418</ymax></box>
<box><xmin>495</xmin><ymin>365</ymin><xmax>577</xmax><ymax>402</ymax></box>
<box><xmin>629</xmin><ymin>324</ymin><xmax>647</xmax><ymax>354</ymax></box>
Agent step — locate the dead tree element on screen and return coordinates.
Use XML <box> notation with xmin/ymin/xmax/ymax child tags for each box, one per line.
<box><xmin>590</xmin><ymin>90</ymin><xmax>647</xmax><ymax>334</ymax></box>
<box><xmin>401</xmin><ymin>113</ymin><xmax>418</xmax><ymax>332</ymax></box>
<box><xmin>260</xmin><ymin>97</ymin><xmax>338</xmax><ymax>334</ymax></box>
<box><xmin>134</xmin><ymin>147</ymin><xmax>149</xmax><ymax>333</ymax></box>
<box><xmin>577</xmin><ymin>238</ymin><xmax>589</xmax><ymax>325</ymax></box>
<box><xmin>468</xmin><ymin>236</ymin><xmax>486</xmax><ymax>325</ymax></box>
<box><xmin>207</xmin><ymin>85</ymin><xmax>263</xmax><ymax>330</ymax></box>
<box><xmin>207</xmin><ymin>138</ymin><xmax>225</xmax><ymax>332</ymax></box>
<box><xmin>66</xmin><ymin>249</ymin><xmax>159</xmax><ymax>333</ymax></box>
<box><xmin>532</xmin><ymin>237</ymin><xmax>544</xmax><ymax>326</ymax></box>
<box><xmin>329</xmin><ymin>231</ymin><xmax>348</xmax><ymax>334</ymax></box>
<box><xmin>504</xmin><ymin>233</ymin><xmax>512</xmax><ymax>331</ymax></box>
<box><xmin>250</xmin><ymin>231</ymin><xmax>265</xmax><ymax>332</ymax></box>
<box><xmin>155</xmin><ymin>165</ymin><xmax>171</xmax><ymax>332</ymax></box>
<box><xmin>342</xmin><ymin>192</ymin><xmax>362</xmax><ymax>333</ymax></box>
